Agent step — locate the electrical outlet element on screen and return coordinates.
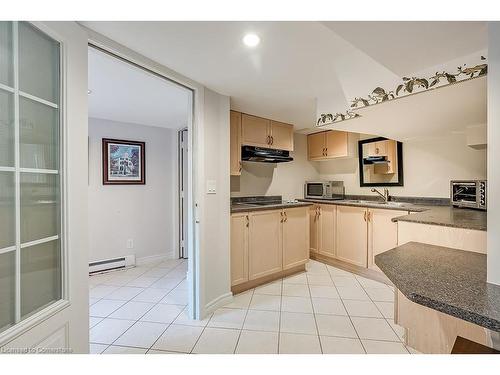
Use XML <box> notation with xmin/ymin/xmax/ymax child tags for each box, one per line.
<box><xmin>126</xmin><ymin>239</ymin><xmax>134</xmax><ymax>249</ymax></box>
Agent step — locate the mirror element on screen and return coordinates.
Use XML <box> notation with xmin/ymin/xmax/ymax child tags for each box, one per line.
<box><xmin>358</xmin><ymin>137</ymin><xmax>403</xmax><ymax>187</ymax></box>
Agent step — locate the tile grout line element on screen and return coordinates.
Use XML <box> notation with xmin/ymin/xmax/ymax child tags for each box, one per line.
<box><xmin>355</xmin><ymin>275</ymin><xmax>408</xmax><ymax>351</ymax></box>
<box><xmin>232</xmin><ymin>288</ymin><xmax>255</xmax><ymax>354</ymax></box>
<box><xmin>305</xmin><ymin>264</ymin><xmax>324</xmax><ymax>354</ymax></box>
<box><xmin>325</xmin><ymin>264</ymin><xmax>367</xmax><ymax>354</ymax></box>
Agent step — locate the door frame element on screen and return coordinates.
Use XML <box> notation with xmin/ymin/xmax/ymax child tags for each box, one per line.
<box><xmin>85</xmin><ymin>30</ymin><xmax>201</xmax><ymax>319</ymax></box>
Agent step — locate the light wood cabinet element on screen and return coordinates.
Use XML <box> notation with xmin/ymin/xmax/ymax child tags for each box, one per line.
<box><xmin>318</xmin><ymin>204</ymin><xmax>335</xmax><ymax>257</ymax></box>
<box><xmin>240</xmin><ymin>113</ymin><xmax>294</xmax><ymax>151</ymax></box>
<box><xmin>307</xmin><ymin>132</ymin><xmax>327</xmax><ymax>159</ymax></box>
<box><xmin>367</xmin><ymin>140</ymin><xmax>389</xmax><ymax>157</ymax></box>
<box><xmin>270</xmin><ymin>120</ymin><xmax>294</xmax><ymax>151</ymax></box>
<box><xmin>282</xmin><ymin>207</ymin><xmax>309</xmax><ymax>270</ymax></box>
<box><xmin>335</xmin><ymin>205</ymin><xmax>368</xmax><ymax>267</ymax></box>
<box><xmin>241</xmin><ymin>114</ymin><xmax>270</xmax><ymax>148</ymax></box>
<box><xmin>248</xmin><ymin>209</ymin><xmax>283</xmax><ymax>280</ymax></box>
<box><xmin>309</xmin><ymin>206</ymin><xmax>319</xmax><ymax>254</ymax></box>
<box><xmin>230</xmin><ymin>213</ymin><xmax>249</xmax><ymax>286</ymax></box>
<box><xmin>231</xmin><ymin>206</ymin><xmax>309</xmax><ymax>290</ymax></box>
<box><xmin>230</xmin><ymin>110</ymin><xmax>242</xmax><ymax>176</ymax></box>
<box><xmin>368</xmin><ymin>208</ymin><xmax>407</xmax><ymax>272</ymax></box>
<box><xmin>307</xmin><ymin>130</ymin><xmax>357</xmax><ymax>161</ymax></box>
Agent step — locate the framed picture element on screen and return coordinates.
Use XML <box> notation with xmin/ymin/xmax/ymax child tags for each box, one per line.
<box><xmin>102</xmin><ymin>138</ymin><xmax>146</xmax><ymax>185</ymax></box>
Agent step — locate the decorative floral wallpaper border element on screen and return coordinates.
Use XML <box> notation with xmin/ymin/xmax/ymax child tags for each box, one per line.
<box><xmin>316</xmin><ymin>56</ymin><xmax>487</xmax><ymax>127</ymax></box>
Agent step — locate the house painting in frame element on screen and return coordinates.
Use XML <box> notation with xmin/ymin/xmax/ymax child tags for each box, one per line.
<box><xmin>102</xmin><ymin>138</ymin><xmax>146</xmax><ymax>185</ymax></box>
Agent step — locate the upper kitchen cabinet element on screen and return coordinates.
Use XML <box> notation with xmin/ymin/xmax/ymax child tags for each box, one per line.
<box><xmin>269</xmin><ymin>120</ymin><xmax>294</xmax><ymax>151</ymax></box>
<box><xmin>241</xmin><ymin>113</ymin><xmax>294</xmax><ymax>151</ymax></box>
<box><xmin>307</xmin><ymin>130</ymin><xmax>358</xmax><ymax>161</ymax></box>
<box><xmin>230</xmin><ymin>110</ymin><xmax>242</xmax><ymax>176</ymax></box>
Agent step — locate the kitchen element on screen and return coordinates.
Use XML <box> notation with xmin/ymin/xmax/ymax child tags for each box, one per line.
<box><xmin>228</xmin><ymin>50</ymin><xmax>493</xmax><ymax>352</ymax></box>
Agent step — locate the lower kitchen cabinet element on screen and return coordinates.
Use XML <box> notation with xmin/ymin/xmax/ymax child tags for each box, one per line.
<box><xmin>318</xmin><ymin>204</ymin><xmax>335</xmax><ymax>257</ymax></box>
<box><xmin>248</xmin><ymin>209</ymin><xmax>283</xmax><ymax>280</ymax></box>
<box><xmin>309</xmin><ymin>205</ymin><xmax>319</xmax><ymax>254</ymax></box>
<box><xmin>309</xmin><ymin>204</ymin><xmax>335</xmax><ymax>256</ymax></box>
<box><xmin>368</xmin><ymin>208</ymin><xmax>407</xmax><ymax>271</ymax></box>
<box><xmin>230</xmin><ymin>213</ymin><xmax>249</xmax><ymax>286</ymax></box>
<box><xmin>230</xmin><ymin>206</ymin><xmax>310</xmax><ymax>288</ymax></box>
<box><xmin>336</xmin><ymin>205</ymin><xmax>368</xmax><ymax>267</ymax></box>
<box><xmin>282</xmin><ymin>207</ymin><xmax>309</xmax><ymax>270</ymax></box>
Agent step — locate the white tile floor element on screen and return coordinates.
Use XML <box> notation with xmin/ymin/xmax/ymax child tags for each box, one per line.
<box><xmin>89</xmin><ymin>258</ymin><xmax>419</xmax><ymax>354</ymax></box>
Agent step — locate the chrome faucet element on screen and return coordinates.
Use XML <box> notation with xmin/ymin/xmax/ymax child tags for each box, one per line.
<box><xmin>371</xmin><ymin>188</ymin><xmax>389</xmax><ymax>202</ymax></box>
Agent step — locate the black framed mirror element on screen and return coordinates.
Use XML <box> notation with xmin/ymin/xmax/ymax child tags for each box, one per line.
<box><xmin>358</xmin><ymin>137</ymin><xmax>404</xmax><ymax>187</ymax></box>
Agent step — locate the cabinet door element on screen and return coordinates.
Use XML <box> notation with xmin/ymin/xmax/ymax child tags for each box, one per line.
<box><xmin>325</xmin><ymin>130</ymin><xmax>348</xmax><ymax>158</ymax></box>
<box><xmin>248</xmin><ymin>210</ymin><xmax>283</xmax><ymax>280</ymax></box>
<box><xmin>230</xmin><ymin>213</ymin><xmax>249</xmax><ymax>285</ymax></box>
<box><xmin>270</xmin><ymin>120</ymin><xmax>294</xmax><ymax>151</ymax></box>
<box><xmin>230</xmin><ymin>111</ymin><xmax>242</xmax><ymax>176</ymax></box>
<box><xmin>283</xmin><ymin>207</ymin><xmax>309</xmax><ymax>270</ymax></box>
<box><xmin>374</xmin><ymin>140</ymin><xmax>397</xmax><ymax>174</ymax></box>
<box><xmin>307</xmin><ymin>132</ymin><xmax>326</xmax><ymax>160</ymax></box>
<box><xmin>368</xmin><ymin>209</ymin><xmax>407</xmax><ymax>271</ymax></box>
<box><xmin>309</xmin><ymin>205</ymin><xmax>319</xmax><ymax>254</ymax></box>
<box><xmin>318</xmin><ymin>204</ymin><xmax>335</xmax><ymax>257</ymax></box>
<box><xmin>241</xmin><ymin>113</ymin><xmax>270</xmax><ymax>148</ymax></box>
<box><xmin>336</xmin><ymin>205</ymin><xmax>368</xmax><ymax>267</ymax></box>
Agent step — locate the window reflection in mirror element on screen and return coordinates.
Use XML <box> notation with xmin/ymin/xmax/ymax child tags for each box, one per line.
<box><xmin>358</xmin><ymin>137</ymin><xmax>403</xmax><ymax>187</ymax></box>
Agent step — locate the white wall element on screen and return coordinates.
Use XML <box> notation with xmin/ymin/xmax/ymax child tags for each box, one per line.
<box><xmin>230</xmin><ymin>134</ymin><xmax>320</xmax><ymax>200</ymax></box>
<box><xmin>198</xmin><ymin>88</ymin><xmax>232</xmax><ymax>312</ymax></box>
<box><xmin>317</xmin><ymin>134</ymin><xmax>486</xmax><ymax>198</ymax></box>
<box><xmin>88</xmin><ymin>117</ymin><xmax>177</xmax><ymax>263</ymax></box>
<box><xmin>488</xmin><ymin>22</ymin><xmax>500</xmax><ymax>285</ymax></box>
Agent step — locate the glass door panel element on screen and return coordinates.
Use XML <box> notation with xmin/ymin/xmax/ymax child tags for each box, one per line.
<box><xmin>0</xmin><ymin>89</ymin><xmax>14</xmax><ymax>167</ymax></box>
<box><xmin>0</xmin><ymin>22</ymin><xmax>62</xmax><ymax>335</ymax></box>
<box><xmin>19</xmin><ymin>97</ymin><xmax>59</xmax><ymax>170</ymax></box>
<box><xmin>0</xmin><ymin>21</ymin><xmax>13</xmax><ymax>87</ymax></box>
<box><xmin>0</xmin><ymin>172</ymin><xmax>15</xmax><ymax>249</ymax></box>
<box><xmin>18</xmin><ymin>22</ymin><xmax>59</xmax><ymax>104</ymax></box>
<box><xmin>20</xmin><ymin>173</ymin><xmax>60</xmax><ymax>243</ymax></box>
<box><xmin>0</xmin><ymin>251</ymin><xmax>15</xmax><ymax>332</ymax></box>
<box><xmin>20</xmin><ymin>239</ymin><xmax>61</xmax><ymax>318</ymax></box>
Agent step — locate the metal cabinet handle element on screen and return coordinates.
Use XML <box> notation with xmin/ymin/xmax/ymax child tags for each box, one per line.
<box><xmin>239</xmin><ymin>161</ymin><xmax>242</xmax><ymax>172</ymax></box>
<box><xmin>284</xmin><ymin>212</ymin><xmax>288</xmax><ymax>222</ymax></box>
<box><xmin>280</xmin><ymin>211</ymin><xmax>284</xmax><ymax>223</ymax></box>
<box><xmin>367</xmin><ymin>211</ymin><xmax>371</xmax><ymax>222</ymax></box>
<box><xmin>325</xmin><ymin>148</ymin><xmax>328</xmax><ymax>156</ymax></box>
<box><xmin>364</xmin><ymin>211</ymin><xmax>367</xmax><ymax>222</ymax></box>
<box><xmin>246</xmin><ymin>215</ymin><xmax>249</xmax><ymax>227</ymax></box>
<box><xmin>266</xmin><ymin>135</ymin><xmax>270</xmax><ymax>144</ymax></box>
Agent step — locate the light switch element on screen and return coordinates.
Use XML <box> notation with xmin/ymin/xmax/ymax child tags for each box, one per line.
<box><xmin>206</xmin><ymin>179</ymin><xmax>217</xmax><ymax>194</ymax></box>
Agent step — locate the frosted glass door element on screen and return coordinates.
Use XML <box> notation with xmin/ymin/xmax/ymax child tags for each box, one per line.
<box><xmin>0</xmin><ymin>21</ymin><xmax>62</xmax><ymax>334</ymax></box>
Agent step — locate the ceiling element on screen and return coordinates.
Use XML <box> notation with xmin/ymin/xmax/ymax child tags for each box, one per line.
<box><xmin>88</xmin><ymin>46</ymin><xmax>190</xmax><ymax>129</ymax></box>
<box><xmin>82</xmin><ymin>21</ymin><xmax>487</xmax><ymax>132</ymax></box>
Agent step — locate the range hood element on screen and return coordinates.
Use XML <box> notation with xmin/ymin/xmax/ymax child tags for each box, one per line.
<box><xmin>363</xmin><ymin>156</ymin><xmax>389</xmax><ymax>165</ymax></box>
<box><xmin>241</xmin><ymin>146</ymin><xmax>293</xmax><ymax>163</ymax></box>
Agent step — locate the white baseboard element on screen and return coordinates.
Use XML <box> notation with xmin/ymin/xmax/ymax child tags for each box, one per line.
<box><xmin>136</xmin><ymin>252</ymin><xmax>175</xmax><ymax>266</ymax></box>
<box><xmin>203</xmin><ymin>292</ymin><xmax>233</xmax><ymax>316</ymax></box>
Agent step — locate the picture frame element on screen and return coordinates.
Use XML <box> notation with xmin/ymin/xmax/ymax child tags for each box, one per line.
<box><xmin>102</xmin><ymin>138</ymin><xmax>146</xmax><ymax>185</ymax></box>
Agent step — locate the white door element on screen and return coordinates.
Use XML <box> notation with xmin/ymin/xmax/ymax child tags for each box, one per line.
<box><xmin>0</xmin><ymin>21</ymin><xmax>89</xmax><ymax>353</ymax></box>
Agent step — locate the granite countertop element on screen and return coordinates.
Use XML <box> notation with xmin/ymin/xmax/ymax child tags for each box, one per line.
<box><xmin>231</xmin><ymin>201</ymin><xmax>313</xmax><ymax>213</ymax></box>
<box><xmin>231</xmin><ymin>196</ymin><xmax>314</xmax><ymax>213</ymax></box>
<box><xmin>299</xmin><ymin>198</ymin><xmax>487</xmax><ymax>231</ymax></box>
<box><xmin>375</xmin><ymin>242</ymin><xmax>500</xmax><ymax>332</ymax></box>
<box><xmin>299</xmin><ymin>198</ymin><xmax>428</xmax><ymax>212</ymax></box>
<box><xmin>391</xmin><ymin>206</ymin><xmax>487</xmax><ymax>231</ymax></box>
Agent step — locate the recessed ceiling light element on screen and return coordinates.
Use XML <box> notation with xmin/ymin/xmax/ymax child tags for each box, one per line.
<box><xmin>243</xmin><ymin>33</ymin><xmax>260</xmax><ymax>48</ymax></box>
<box><xmin>87</xmin><ymin>89</ymin><xmax>92</xmax><ymax>94</ymax></box>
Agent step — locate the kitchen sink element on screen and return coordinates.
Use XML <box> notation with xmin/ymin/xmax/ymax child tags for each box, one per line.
<box><xmin>345</xmin><ymin>200</ymin><xmax>409</xmax><ymax>207</ymax></box>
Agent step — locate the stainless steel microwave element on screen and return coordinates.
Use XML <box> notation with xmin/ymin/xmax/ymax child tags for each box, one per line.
<box><xmin>450</xmin><ymin>180</ymin><xmax>487</xmax><ymax>210</ymax></box>
<box><xmin>304</xmin><ymin>181</ymin><xmax>344</xmax><ymax>200</ymax></box>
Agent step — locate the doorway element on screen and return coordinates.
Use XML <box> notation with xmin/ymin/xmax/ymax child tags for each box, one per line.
<box><xmin>86</xmin><ymin>44</ymin><xmax>197</xmax><ymax>353</ymax></box>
